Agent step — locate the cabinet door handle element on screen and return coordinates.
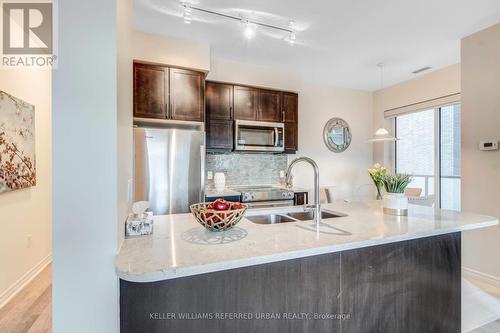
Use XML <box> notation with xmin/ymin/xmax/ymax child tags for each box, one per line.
<box><xmin>282</xmin><ymin>111</ymin><xmax>285</xmax><ymax>122</ymax></box>
<box><xmin>170</xmin><ymin>103</ymin><xmax>173</xmax><ymax>118</ymax></box>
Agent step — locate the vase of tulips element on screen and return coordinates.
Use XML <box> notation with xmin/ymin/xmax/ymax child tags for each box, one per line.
<box><xmin>368</xmin><ymin>163</ymin><xmax>387</xmax><ymax>200</ymax></box>
<box><xmin>380</xmin><ymin>173</ymin><xmax>413</xmax><ymax>216</ymax></box>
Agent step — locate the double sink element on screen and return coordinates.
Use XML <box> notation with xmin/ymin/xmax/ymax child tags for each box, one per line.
<box><xmin>246</xmin><ymin>210</ymin><xmax>346</xmax><ymax>225</ymax></box>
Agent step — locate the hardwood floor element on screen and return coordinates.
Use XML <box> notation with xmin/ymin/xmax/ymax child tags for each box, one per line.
<box><xmin>0</xmin><ymin>264</ymin><xmax>51</xmax><ymax>333</ymax></box>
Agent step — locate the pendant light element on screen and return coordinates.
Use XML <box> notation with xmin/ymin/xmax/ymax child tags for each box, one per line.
<box><xmin>368</xmin><ymin>63</ymin><xmax>398</xmax><ymax>142</ymax></box>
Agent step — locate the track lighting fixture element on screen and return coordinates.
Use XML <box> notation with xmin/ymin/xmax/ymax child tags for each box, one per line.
<box><xmin>180</xmin><ymin>2</ymin><xmax>297</xmax><ymax>45</ymax></box>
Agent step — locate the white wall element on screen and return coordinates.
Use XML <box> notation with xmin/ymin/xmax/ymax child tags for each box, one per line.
<box><xmin>133</xmin><ymin>31</ymin><xmax>210</xmax><ymax>72</ymax></box>
<box><xmin>461</xmin><ymin>23</ymin><xmax>500</xmax><ymax>279</ymax></box>
<box><xmin>0</xmin><ymin>69</ymin><xmax>51</xmax><ymax>306</ymax></box>
<box><xmin>117</xmin><ymin>0</ymin><xmax>133</xmax><ymax>248</ymax></box>
<box><xmin>208</xmin><ymin>58</ymin><xmax>373</xmax><ymax>201</ymax></box>
<box><xmin>372</xmin><ymin>64</ymin><xmax>461</xmax><ymax>167</ymax></box>
<box><xmin>296</xmin><ymin>81</ymin><xmax>373</xmax><ymax>200</ymax></box>
<box><xmin>52</xmin><ymin>0</ymin><xmax>120</xmax><ymax>332</ymax></box>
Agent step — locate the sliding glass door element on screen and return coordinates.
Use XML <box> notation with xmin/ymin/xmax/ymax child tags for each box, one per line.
<box><xmin>440</xmin><ymin>104</ymin><xmax>461</xmax><ymax>210</ymax></box>
<box><xmin>396</xmin><ymin>109</ymin><xmax>435</xmax><ymax>197</ymax></box>
<box><xmin>395</xmin><ymin>104</ymin><xmax>461</xmax><ymax>210</ymax></box>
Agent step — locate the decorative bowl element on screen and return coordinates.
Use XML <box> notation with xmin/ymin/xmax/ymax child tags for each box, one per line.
<box><xmin>190</xmin><ymin>202</ymin><xmax>247</xmax><ymax>231</ymax></box>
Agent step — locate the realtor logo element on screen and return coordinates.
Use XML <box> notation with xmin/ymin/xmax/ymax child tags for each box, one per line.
<box><xmin>1</xmin><ymin>0</ymin><xmax>56</xmax><ymax>68</ymax></box>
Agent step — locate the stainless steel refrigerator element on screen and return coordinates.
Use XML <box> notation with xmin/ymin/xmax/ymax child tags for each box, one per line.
<box><xmin>134</xmin><ymin>127</ymin><xmax>205</xmax><ymax>215</ymax></box>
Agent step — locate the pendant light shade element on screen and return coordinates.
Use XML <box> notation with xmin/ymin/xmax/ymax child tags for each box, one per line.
<box><xmin>368</xmin><ymin>63</ymin><xmax>398</xmax><ymax>143</ymax></box>
<box><xmin>368</xmin><ymin>127</ymin><xmax>398</xmax><ymax>142</ymax></box>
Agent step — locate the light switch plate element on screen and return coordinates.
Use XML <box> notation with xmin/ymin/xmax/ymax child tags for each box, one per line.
<box><xmin>127</xmin><ymin>179</ymin><xmax>133</xmax><ymax>202</ymax></box>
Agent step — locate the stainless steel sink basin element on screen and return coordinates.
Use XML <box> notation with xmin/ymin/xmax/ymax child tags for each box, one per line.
<box><xmin>246</xmin><ymin>210</ymin><xmax>346</xmax><ymax>224</ymax></box>
<box><xmin>246</xmin><ymin>214</ymin><xmax>296</xmax><ymax>224</ymax></box>
<box><xmin>286</xmin><ymin>211</ymin><xmax>345</xmax><ymax>221</ymax></box>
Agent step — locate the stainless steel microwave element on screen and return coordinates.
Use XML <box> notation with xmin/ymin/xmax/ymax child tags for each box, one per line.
<box><xmin>234</xmin><ymin>120</ymin><xmax>285</xmax><ymax>152</ymax></box>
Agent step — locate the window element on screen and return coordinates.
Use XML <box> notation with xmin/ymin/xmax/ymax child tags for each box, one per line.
<box><xmin>395</xmin><ymin>104</ymin><xmax>461</xmax><ymax>210</ymax></box>
<box><xmin>440</xmin><ymin>104</ymin><xmax>461</xmax><ymax>210</ymax></box>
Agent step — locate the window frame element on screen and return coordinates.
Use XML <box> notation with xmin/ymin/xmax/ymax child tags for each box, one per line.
<box><xmin>394</xmin><ymin>104</ymin><xmax>461</xmax><ymax>210</ymax></box>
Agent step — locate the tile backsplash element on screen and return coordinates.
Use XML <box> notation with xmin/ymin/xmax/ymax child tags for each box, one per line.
<box><xmin>206</xmin><ymin>153</ymin><xmax>288</xmax><ymax>188</ymax></box>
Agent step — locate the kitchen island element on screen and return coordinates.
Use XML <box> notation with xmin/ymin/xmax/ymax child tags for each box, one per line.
<box><xmin>116</xmin><ymin>201</ymin><xmax>497</xmax><ymax>333</ymax></box>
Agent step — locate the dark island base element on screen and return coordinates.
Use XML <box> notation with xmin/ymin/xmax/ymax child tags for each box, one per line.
<box><xmin>120</xmin><ymin>232</ymin><xmax>461</xmax><ymax>333</ymax></box>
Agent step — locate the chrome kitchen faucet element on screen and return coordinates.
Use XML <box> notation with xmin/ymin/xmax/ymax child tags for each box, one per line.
<box><xmin>285</xmin><ymin>157</ymin><xmax>321</xmax><ymax>226</ymax></box>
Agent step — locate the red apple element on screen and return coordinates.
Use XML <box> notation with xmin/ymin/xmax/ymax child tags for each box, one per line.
<box><xmin>213</xmin><ymin>199</ymin><xmax>229</xmax><ymax>211</ymax></box>
<box><xmin>231</xmin><ymin>202</ymin><xmax>244</xmax><ymax>210</ymax></box>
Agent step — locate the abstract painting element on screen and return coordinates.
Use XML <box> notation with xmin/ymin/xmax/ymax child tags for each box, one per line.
<box><xmin>0</xmin><ymin>91</ymin><xmax>36</xmax><ymax>193</ymax></box>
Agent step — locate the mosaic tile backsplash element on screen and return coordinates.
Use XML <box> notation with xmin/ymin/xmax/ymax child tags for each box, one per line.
<box><xmin>206</xmin><ymin>153</ymin><xmax>288</xmax><ymax>188</ymax></box>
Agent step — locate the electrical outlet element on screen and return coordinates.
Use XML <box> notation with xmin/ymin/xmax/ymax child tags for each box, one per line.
<box><xmin>27</xmin><ymin>235</ymin><xmax>32</xmax><ymax>248</ymax></box>
<box><xmin>207</xmin><ymin>171</ymin><xmax>213</xmax><ymax>180</ymax></box>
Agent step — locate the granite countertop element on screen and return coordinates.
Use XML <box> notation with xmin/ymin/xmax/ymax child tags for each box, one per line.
<box><xmin>115</xmin><ymin>201</ymin><xmax>498</xmax><ymax>283</ymax></box>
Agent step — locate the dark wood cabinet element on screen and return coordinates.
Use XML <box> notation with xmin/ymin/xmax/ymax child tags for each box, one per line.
<box><xmin>169</xmin><ymin>68</ymin><xmax>205</xmax><ymax>122</ymax></box>
<box><xmin>133</xmin><ymin>61</ymin><xmax>205</xmax><ymax>122</ymax></box>
<box><xmin>282</xmin><ymin>92</ymin><xmax>298</xmax><ymax>123</ymax></box>
<box><xmin>121</xmin><ymin>233</ymin><xmax>461</xmax><ymax>333</ymax></box>
<box><xmin>205</xmin><ymin>81</ymin><xmax>298</xmax><ymax>153</ymax></box>
<box><xmin>341</xmin><ymin>233</ymin><xmax>461</xmax><ymax>333</ymax></box>
<box><xmin>234</xmin><ymin>87</ymin><xmax>281</xmax><ymax>122</ymax></box>
<box><xmin>233</xmin><ymin>85</ymin><xmax>259</xmax><ymax>121</ymax></box>
<box><xmin>206</xmin><ymin>82</ymin><xmax>234</xmax><ymax>151</ymax></box>
<box><xmin>206</xmin><ymin>82</ymin><xmax>233</xmax><ymax>120</ymax></box>
<box><xmin>282</xmin><ymin>92</ymin><xmax>298</xmax><ymax>153</ymax></box>
<box><xmin>133</xmin><ymin>63</ymin><xmax>168</xmax><ymax>119</ymax></box>
<box><xmin>285</xmin><ymin>123</ymin><xmax>298</xmax><ymax>153</ymax></box>
<box><xmin>294</xmin><ymin>192</ymin><xmax>308</xmax><ymax>205</ymax></box>
<box><xmin>258</xmin><ymin>90</ymin><xmax>281</xmax><ymax>122</ymax></box>
<box><xmin>206</xmin><ymin>120</ymin><xmax>233</xmax><ymax>151</ymax></box>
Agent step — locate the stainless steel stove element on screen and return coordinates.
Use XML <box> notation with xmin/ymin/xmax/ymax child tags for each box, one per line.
<box><xmin>230</xmin><ymin>185</ymin><xmax>295</xmax><ymax>208</ymax></box>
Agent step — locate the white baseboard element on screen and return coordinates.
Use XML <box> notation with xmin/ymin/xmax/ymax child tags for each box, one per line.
<box><xmin>463</xmin><ymin>267</ymin><xmax>500</xmax><ymax>291</ymax></box>
<box><xmin>0</xmin><ymin>254</ymin><xmax>52</xmax><ymax>309</ymax></box>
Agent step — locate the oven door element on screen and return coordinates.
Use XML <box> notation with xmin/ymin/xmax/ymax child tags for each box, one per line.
<box><xmin>235</xmin><ymin>120</ymin><xmax>284</xmax><ymax>152</ymax></box>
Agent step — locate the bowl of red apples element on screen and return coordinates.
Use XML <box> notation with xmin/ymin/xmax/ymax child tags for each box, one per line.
<box><xmin>190</xmin><ymin>199</ymin><xmax>247</xmax><ymax>231</ymax></box>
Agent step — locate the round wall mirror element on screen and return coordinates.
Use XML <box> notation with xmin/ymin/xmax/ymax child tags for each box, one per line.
<box><xmin>323</xmin><ymin>117</ymin><xmax>352</xmax><ymax>153</ymax></box>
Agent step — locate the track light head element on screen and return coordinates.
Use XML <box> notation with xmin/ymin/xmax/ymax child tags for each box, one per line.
<box><xmin>242</xmin><ymin>19</ymin><xmax>256</xmax><ymax>39</ymax></box>
<box><xmin>182</xmin><ymin>3</ymin><xmax>192</xmax><ymax>24</ymax></box>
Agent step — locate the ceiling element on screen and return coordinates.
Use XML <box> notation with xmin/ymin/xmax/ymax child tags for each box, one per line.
<box><xmin>134</xmin><ymin>0</ymin><xmax>500</xmax><ymax>91</ymax></box>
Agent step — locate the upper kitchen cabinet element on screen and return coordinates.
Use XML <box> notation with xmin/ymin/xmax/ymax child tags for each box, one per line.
<box><xmin>282</xmin><ymin>92</ymin><xmax>298</xmax><ymax>123</ymax></box>
<box><xmin>258</xmin><ymin>89</ymin><xmax>281</xmax><ymax>122</ymax></box>
<box><xmin>282</xmin><ymin>92</ymin><xmax>298</xmax><ymax>153</ymax></box>
<box><xmin>133</xmin><ymin>61</ymin><xmax>205</xmax><ymax>122</ymax></box>
<box><xmin>233</xmin><ymin>86</ymin><xmax>281</xmax><ymax>122</ymax></box>
<box><xmin>133</xmin><ymin>63</ymin><xmax>168</xmax><ymax>119</ymax></box>
<box><xmin>169</xmin><ymin>68</ymin><xmax>205</xmax><ymax>122</ymax></box>
<box><xmin>206</xmin><ymin>82</ymin><xmax>234</xmax><ymax>151</ymax></box>
<box><xmin>206</xmin><ymin>82</ymin><xmax>233</xmax><ymax>120</ymax></box>
<box><xmin>204</xmin><ymin>80</ymin><xmax>299</xmax><ymax>153</ymax></box>
<box><xmin>233</xmin><ymin>85</ymin><xmax>259</xmax><ymax>121</ymax></box>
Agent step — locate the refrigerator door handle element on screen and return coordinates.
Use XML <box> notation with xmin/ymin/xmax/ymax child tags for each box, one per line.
<box><xmin>200</xmin><ymin>145</ymin><xmax>205</xmax><ymax>203</ymax></box>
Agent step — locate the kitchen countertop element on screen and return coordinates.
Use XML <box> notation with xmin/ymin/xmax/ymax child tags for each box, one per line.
<box><xmin>115</xmin><ymin>201</ymin><xmax>498</xmax><ymax>283</ymax></box>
